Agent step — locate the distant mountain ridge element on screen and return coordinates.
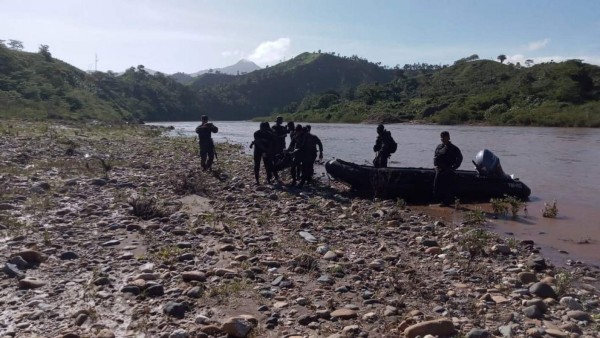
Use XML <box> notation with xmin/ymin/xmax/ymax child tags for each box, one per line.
<box><xmin>170</xmin><ymin>59</ymin><xmax>261</xmax><ymax>85</ymax></box>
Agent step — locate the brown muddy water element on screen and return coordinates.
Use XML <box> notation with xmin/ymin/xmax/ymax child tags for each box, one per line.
<box><xmin>150</xmin><ymin>121</ymin><xmax>600</xmax><ymax>268</ymax></box>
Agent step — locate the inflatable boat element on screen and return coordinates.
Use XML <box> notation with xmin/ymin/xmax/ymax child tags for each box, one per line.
<box><xmin>325</xmin><ymin>149</ymin><xmax>531</xmax><ymax>202</ymax></box>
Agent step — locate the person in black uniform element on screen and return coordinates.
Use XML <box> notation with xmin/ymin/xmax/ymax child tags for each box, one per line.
<box><xmin>433</xmin><ymin>131</ymin><xmax>463</xmax><ymax>206</ymax></box>
<box><xmin>302</xmin><ymin>125</ymin><xmax>323</xmax><ymax>186</ymax></box>
<box><xmin>252</xmin><ymin>122</ymin><xmax>279</xmax><ymax>185</ymax></box>
<box><xmin>373</xmin><ymin>124</ymin><xmax>396</xmax><ymax>168</ymax></box>
<box><xmin>287</xmin><ymin>124</ymin><xmax>305</xmax><ymax>186</ymax></box>
<box><xmin>272</xmin><ymin>116</ymin><xmax>288</xmax><ymax>154</ymax></box>
<box><xmin>195</xmin><ymin>115</ymin><xmax>218</xmax><ymax>171</ymax></box>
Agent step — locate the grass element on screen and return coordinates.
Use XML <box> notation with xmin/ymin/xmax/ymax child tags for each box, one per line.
<box><xmin>542</xmin><ymin>200</ymin><xmax>558</xmax><ymax>218</ymax></box>
<box><xmin>128</xmin><ymin>194</ymin><xmax>170</xmax><ymax>220</ymax></box>
<box><xmin>206</xmin><ymin>278</ymin><xmax>253</xmax><ymax>304</ymax></box>
<box><xmin>463</xmin><ymin>208</ymin><xmax>487</xmax><ymax>226</ymax></box>
<box><xmin>490</xmin><ymin>195</ymin><xmax>525</xmax><ymax>218</ymax></box>
<box><xmin>170</xmin><ymin>169</ymin><xmax>209</xmax><ymax>195</ymax></box>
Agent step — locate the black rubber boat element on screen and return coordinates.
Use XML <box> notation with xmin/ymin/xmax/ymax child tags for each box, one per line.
<box><xmin>325</xmin><ymin>149</ymin><xmax>531</xmax><ymax>202</ymax></box>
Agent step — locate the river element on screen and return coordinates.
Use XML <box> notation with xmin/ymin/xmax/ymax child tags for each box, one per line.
<box><xmin>148</xmin><ymin>121</ymin><xmax>600</xmax><ymax>268</ymax></box>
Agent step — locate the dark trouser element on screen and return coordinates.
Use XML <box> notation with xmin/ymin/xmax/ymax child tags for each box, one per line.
<box><xmin>291</xmin><ymin>154</ymin><xmax>301</xmax><ymax>184</ymax></box>
<box><xmin>254</xmin><ymin>151</ymin><xmax>278</xmax><ymax>183</ymax></box>
<box><xmin>373</xmin><ymin>151</ymin><xmax>390</xmax><ymax>168</ymax></box>
<box><xmin>433</xmin><ymin>168</ymin><xmax>455</xmax><ymax>204</ymax></box>
<box><xmin>299</xmin><ymin>153</ymin><xmax>317</xmax><ymax>186</ymax></box>
<box><xmin>200</xmin><ymin>147</ymin><xmax>215</xmax><ymax>170</ymax></box>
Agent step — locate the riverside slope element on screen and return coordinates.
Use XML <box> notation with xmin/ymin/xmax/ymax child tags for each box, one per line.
<box><xmin>0</xmin><ymin>122</ymin><xmax>598</xmax><ymax>337</ymax></box>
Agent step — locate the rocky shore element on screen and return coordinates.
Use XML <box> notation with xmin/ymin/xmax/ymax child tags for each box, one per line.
<box><xmin>0</xmin><ymin>122</ymin><xmax>598</xmax><ymax>338</ymax></box>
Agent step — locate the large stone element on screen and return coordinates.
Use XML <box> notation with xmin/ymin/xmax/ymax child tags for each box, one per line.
<box><xmin>559</xmin><ymin>297</ymin><xmax>583</xmax><ymax>310</ymax></box>
<box><xmin>163</xmin><ymin>301</ymin><xmax>189</xmax><ymax>318</ymax></box>
<box><xmin>12</xmin><ymin>250</ymin><xmax>45</xmax><ymax>266</ymax></box>
<box><xmin>523</xmin><ymin>305</ymin><xmax>543</xmax><ymax>319</ymax></box>
<box><xmin>59</xmin><ymin>251</ymin><xmax>79</xmax><ymax>260</ymax></box>
<box><xmin>330</xmin><ymin>309</ymin><xmax>357</xmax><ymax>320</ymax></box>
<box><xmin>545</xmin><ymin>329</ymin><xmax>568</xmax><ymax>338</ymax></box>
<box><xmin>529</xmin><ymin>282</ymin><xmax>557</xmax><ymax>299</ymax></box>
<box><xmin>221</xmin><ymin>317</ymin><xmax>256</xmax><ymax>338</ymax></box>
<box><xmin>404</xmin><ymin>318</ymin><xmax>456</xmax><ymax>338</ymax></box>
<box><xmin>169</xmin><ymin>329</ymin><xmax>189</xmax><ymax>338</ymax></box>
<box><xmin>467</xmin><ymin>328</ymin><xmax>492</xmax><ymax>338</ymax></box>
<box><xmin>18</xmin><ymin>278</ymin><xmax>46</xmax><ymax>289</ymax></box>
<box><xmin>299</xmin><ymin>231</ymin><xmax>317</xmax><ymax>243</ymax></box>
<box><xmin>145</xmin><ymin>284</ymin><xmax>164</xmax><ymax>297</ymax></box>
<box><xmin>566</xmin><ymin>310</ymin><xmax>591</xmax><ymax>321</ymax></box>
<box><xmin>182</xmin><ymin>271</ymin><xmax>206</xmax><ymax>282</ymax></box>
<box><xmin>3</xmin><ymin>263</ymin><xmax>25</xmax><ymax>279</ymax></box>
<box><xmin>527</xmin><ymin>255</ymin><xmax>547</xmax><ymax>271</ymax></box>
<box><xmin>517</xmin><ymin>271</ymin><xmax>537</xmax><ymax>284</ymax></box>
<box><xmin>96</xmin><ymin>329</ymin><xmax>116</xmax><ymax>338</ymax></box>
<box><xmin>323</xmin><ymin>251</ymin><xmax>338</xmax><ymax>261</ymax></box>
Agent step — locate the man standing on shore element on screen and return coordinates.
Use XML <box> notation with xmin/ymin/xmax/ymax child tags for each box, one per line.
<box><xmin>373</xmin><ymin>124</ymin><xmax>397</xmax><ymax>168</ymax></box>
<box><xmin>195</xmin><ymin>115</ymin><xmax>218</xmax><ymax>171</ymax></box>
<box><xmin>433</xmin><ymin>131</ymin><xmax>463</xmax><ymax>207</ymax></box>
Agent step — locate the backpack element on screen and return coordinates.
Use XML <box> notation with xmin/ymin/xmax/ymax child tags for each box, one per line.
<box><xmin>387</xmin><ymin>133</ymin><xmax>398</xmax><ymax>153</ymax></box>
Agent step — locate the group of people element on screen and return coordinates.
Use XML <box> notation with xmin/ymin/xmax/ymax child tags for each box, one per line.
<box><xmin>252</xmin><ymin>116</ymin><xmax>324</xmax><ymax>186</ymax></box>
<box><xmin>195</xmin><ymin>115</ymin><xmax>323</xmax><ymax>187</ymax></box>
<box><xmin>195</xmin><ymin>116</ymin><xmax>463</xmax><ymax>206</ymax></box>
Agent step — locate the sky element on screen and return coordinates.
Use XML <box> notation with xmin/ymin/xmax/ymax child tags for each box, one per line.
<box><xmin>2</xmin><ymin>0</ymin><xmax>600</xmax><ymax>73</ymax></box>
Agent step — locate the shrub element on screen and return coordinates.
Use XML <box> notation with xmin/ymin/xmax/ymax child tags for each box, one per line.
<box><xmin>128</xmin><ymin>195</ymin><xmax>169</xmax><ymax>220</ymax></box>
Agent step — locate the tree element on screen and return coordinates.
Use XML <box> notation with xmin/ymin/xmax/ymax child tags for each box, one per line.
<box><xmin>39</xmin><ymin>44</ymin><xmax>52</xmax><ymax>61</ymax></box>
<box><xmin>497</xmin><ymin>54</ymin><xmax>507</xmax><ymax>63</ymax></box>
<box><xmin>525</xmin><ymin>59</ymin><xmax>534</xmax><ymax>67</ymax></box>
<box><xmin>8</xmin><ymin>39</ymin><xmax>24</xmax><ymax>50</ymax></box>
<box><xmin>0</xmin><ymin>39</ymin><xmax>5</xmax><ymax>47</ymax></box>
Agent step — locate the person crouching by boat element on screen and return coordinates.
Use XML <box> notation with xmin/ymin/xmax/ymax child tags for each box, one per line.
<box><xmin>433</xmin><ymin>131</ymin><xmax>463</xmax><ymax>207</ymax></box>
<box><xmin>195</xmin><ymin>115</ymin><xmax>218</xmax><ymax>171</ymax></box>
<box><xmin>300</xmin><ymin>125</ymin><xmax>323</xmax><ymax>186</ymax></box>
<box><xmin>251</xmin><ymin>122</ymin><xmax>280</xmax><ymax>185</ymax></box>
<box><xmin>373</xmin><ymin>124</ymin><xmax>397</xmax><ymax>168</ymax></box>
<box><xmin>287</xmin><ymin>124</ymin><xmax>305</xmax><ymax>186</ymax></box>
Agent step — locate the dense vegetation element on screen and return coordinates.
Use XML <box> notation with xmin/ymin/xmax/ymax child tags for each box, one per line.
<box><xmin>1</xmin><ymin>41</ymin><xmax>599</xmax><ymax>127</ymax></box>
<box><xmin>0</xmin><ymin>43</ymin><xmax>201</xmax><ymax>122</ymax></box>
<box><xmin>278</xmin><ymin>57</ymin><xmax>600</xmax><ymax>127</ymax></box>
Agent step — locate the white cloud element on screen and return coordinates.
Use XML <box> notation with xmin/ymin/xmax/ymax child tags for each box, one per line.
<box><xmin>221</xmin><ymin>50</ymin><xmax>240</xmax><ymax>57</ymax></box>
<box><xmin>526</xmin><ymin>38</ymin><xmax>550</xmax><ymax>51</ymax></box>
<box><xmin>248</xmin><ymin>38</ymin><xmax>291</xmax><ymax>65</ymax></box>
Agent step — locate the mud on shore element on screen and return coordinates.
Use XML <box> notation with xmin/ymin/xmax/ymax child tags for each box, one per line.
<box><xmin>0</xmin><ymin>121</ymin><xmax>599</xmax><ymax>338</ymax></box>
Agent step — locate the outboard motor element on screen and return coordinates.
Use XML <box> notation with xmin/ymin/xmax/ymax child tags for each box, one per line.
<box><xmin>473</xmin><ymin>149</ymin><xmax>507</xmax><ymax>178</ymax></box>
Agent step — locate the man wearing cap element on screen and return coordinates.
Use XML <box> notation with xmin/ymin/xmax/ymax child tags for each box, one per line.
<box><xmin>195</xmin><ymin>115</ymin><xmax>218</xmax><ymax>171</ymax></box>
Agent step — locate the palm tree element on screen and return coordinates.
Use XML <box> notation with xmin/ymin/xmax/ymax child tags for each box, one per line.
<box><xmin>497</xmin><ymin>54</ymin><xmax>507</xmax><ymax>64</ymax></box>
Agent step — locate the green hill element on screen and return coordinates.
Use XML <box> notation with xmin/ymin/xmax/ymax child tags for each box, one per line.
<box><xmin>0</xmin><ymin>45</ymin><xmax>202</xmax><ymax>122</ymax></box>
<box><xmin>279</xmin><ymin>59</ymin><xmax>600</xmax><ymax>127</ymax></box>
<box><xmin>0</xmin><ymin>44</ymin><xmax>129</xmax><ymax>121</ymax></box>
<box><xmin>189</xmin><ymin>52</ymin><xmax>395</xmax><ymax>120</ymax></box>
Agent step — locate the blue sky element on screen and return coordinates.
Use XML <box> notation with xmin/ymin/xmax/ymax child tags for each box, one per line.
<box><xmin>1</xmin><ymin>0</ymin><xmax>599</xmax><ymax>73</ymax></box>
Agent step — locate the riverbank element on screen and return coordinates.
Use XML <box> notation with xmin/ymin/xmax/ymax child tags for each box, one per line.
<box><xmin>0</xmin><ymin>121</ymin><xmax>598</xmax><ymax>337</ymax></box>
